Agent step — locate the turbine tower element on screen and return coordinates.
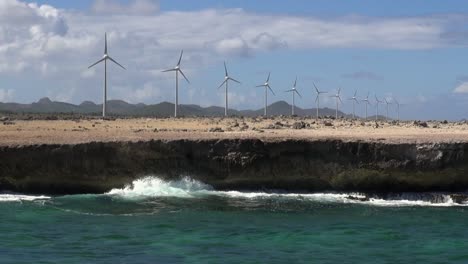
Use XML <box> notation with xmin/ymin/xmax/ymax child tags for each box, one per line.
<box><xmin>285</xmin><ymin>77</ymin><xmax>302</xmax><ymax>116</ymax></box>
<box><xmin>88</xmin><ymin>33</ymin><xmax>126</xmax><ymax>117</ymax></box>
<box><xmin>394</xmin><ymin>98</ymin><xmax>403</xmax><ymax>121</ymax></box>
<box><xmin>256</xmin><ymin>72</ymin><xmax>275</xmax><ymax>116</ymax></box>
<box><xmin>384</xmin><ymin>98</ymin><xmax>392</xmax><ymax>121</ymax></box>
<box><xmin>348</xmin><ymin>89</ymin><xmax>359</xmax><ymax>119</ymax></box>
<box><xmin>217</xmin><ymin>62</ymin><xmax>241</xmax><ymax>116</ymax></box>
<box><xmin>361</xmin><ymin>92</ymin><xmax>372</xmax><ymax>120</ymax></box>
<box><xmin>374</xmin><ymin>95</ymin><xmax>383</xmax><ymax>121</ymax></box>
<box><xmin>162</xmin><ymin>50</ymin><xmax>190</xmax><ymax>118</ymax></box>
<box><xmin>330</xmin><ymin>88</ymin><xmax>343</xmax><ymax>119</ymax></box>
<box><xmin>313</xmin><ymin>83</ymin><xmax>327</xmax><ymax>119</ymax></box>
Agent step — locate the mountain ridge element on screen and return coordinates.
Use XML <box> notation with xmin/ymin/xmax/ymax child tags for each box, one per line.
<box><xmin>0</xmin><ymin>97</ymin><xmax>356</xmax><ymax>118</ymax></box>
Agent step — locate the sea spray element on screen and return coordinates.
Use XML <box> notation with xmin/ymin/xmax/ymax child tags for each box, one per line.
<box><xmin>0</xmin><ymin>194</ymin><xmax>50</xmax><ymax>202</ymax></box>
<box><xmin>103</xmin><ymin>176</ymin><xmax>468</xmax><ymax>207</ymax></box>
<box><xmin>106</xmin><ymin>176</ymin><xmax>214</xmax><ymax>199</ymax></box>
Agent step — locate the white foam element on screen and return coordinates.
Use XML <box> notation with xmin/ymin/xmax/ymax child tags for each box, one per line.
<box><xmin>0</xmin><ymin>194</ymin><xmax>50</xmax><ymax>202</ymax></box>
<box><xmin>106</xmin><ymin>176</ymin><xmax>213</xmax><ymax>199</ymax></box>
<box><xmin>106</xmin><ymin>177</ymin><xmax>468</xmax><ymax>207</ymax></box>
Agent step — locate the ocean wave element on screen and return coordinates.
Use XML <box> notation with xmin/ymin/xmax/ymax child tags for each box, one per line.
<box><xmin>0</xmin><ymin>194</ymin><xmax>51</xmax><ymax>202</ymax></box>
<box><xmin>106</xmin><ymin>176</ymin><xmax>214</xmax><ymax>199</ymax></box>
<box><xmin>106</xmin><ymin>176</ymin><xmax>468</xmax><ymax>207</ymax></box>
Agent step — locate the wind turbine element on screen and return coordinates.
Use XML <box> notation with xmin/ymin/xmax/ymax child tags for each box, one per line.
<box><xmin>374</xmin><ymin>95</ymin><xmax>383</xmax><ymax>121</ymax></box>
<box><xmin>313</xmin><ymin>83</ymin><xmax>327</xmax><ymax>119</ymax></box>
<box><xmin>361</xmin><ymin>92</ymin><xmax>372</xmax><ymax>120</ymax></box>
<box><xmin>330</xmin><ymin>88</ymin><xmax>343</xmax><ymax>119</ymax></box>
<box><xmin>162</xmin><ymin>50</ymin><xmax>190</xmax><ymax>118</ymax></box>
<box><xmin>394</xmin><ymin>98</ymin><xmax>403</xmax><ymax>121</ymax></box>
<box><xmin>88</xmin><ymin>33</ymin><xmax>126</xmax><ymax>117</ymax></box>
<box><xmin>256</xmin><ymin>72</ymin><xmax>275</xmax><ymax>116</ymax></box>
<box><xmin>217</xmin><ymin>62</ymin><xmax>241</xmax><ymax>116</ymax></box>
<box><xmin>384</xmin><ymin>98</ymin><xmax>392</xmax><ymax>121</ymax></box>
<box><xmin>285</xmin><ymin>77</ymin><xmax>302</xmax><ymax>116</ymax></box>
<box><xmin>348</xmin><ymin>89</ymin><xmax>359</xmax><ymax>119</ymax></box>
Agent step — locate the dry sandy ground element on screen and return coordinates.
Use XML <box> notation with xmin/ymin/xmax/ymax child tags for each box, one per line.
<box><xmin>1</xmin><ymin>117</ymin><xmax>468</xmax><ymax>146</ymax></box>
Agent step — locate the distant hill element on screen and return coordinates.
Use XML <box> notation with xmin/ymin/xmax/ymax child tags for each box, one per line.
<box><xmin>0</xmin><ymin>97</ymin><xmax>353</xmax><ymax>118</ymax></box>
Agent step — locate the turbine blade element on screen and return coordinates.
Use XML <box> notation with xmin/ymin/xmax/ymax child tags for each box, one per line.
<box><xmin>177</xmin><ymin>50</ymin><xmax>183</xmax><ymax>66</ymax></box>
<box><xmin>285</xmin><ymin>89</ymin><xmax>294</xmax><ymax>92</ymax></box>
<box><xmin>88</xmin><ymin>57</ymin><xmax>105</xmax><ymax>69</ymax></box>
<box><xmin>294</xmin><ymin>77</ymin><xmax>297</xmax><ymax>88</ymax></box>
<box><xmin>268</xmin><ymin>85</ymin><xmax>275</xmax><ymax>96</ymax></box>
<box><xmin>224</xmin><ymin>61</ymin><xmax>228</xmax><ymax>77</ymax></box>
<box><xmin>179</xmin><ymin>69</ymin><xmax>190</xmax><ymax>83</ymax></box>
<box><xmin>267</xmin><ymin>72</ymin><xmax>271</xmax><ymax>82</ymax></box>
<box><xmin>108</xmin><ymin>56</ymin><xmax>126</xmax><ymax>70</ymax></box>
<box><xmin>313</xmin><ymin>82</ymin><xmax>319</xmax><ymax>93</ymax></box>
<box><xmin>162</xmin><ymin>68</ymin><xmax>176</xmax><ymax>72</ymax></box>
<box><xmin>256</xmin><ymin>84</ymin><xmax>265</xmax><ymax>88</ymax></box>
<box><xmin>229</xmin><ymin>77</ymin><xmax>241</xmax><ymax>84</ymax></box>
<box><xmin>295</xmin><ymin>90</ymin><xmax>302</xmax><ymax>98</ymax></box>
<box><xmin>104</xmin><ymin>32</ymin><xmax>108</xmax><ymax>54</ymax></box>
<box><xmin>354</xmin><ymin>90</ymin><xmax>358</xmax><ymax>97</ymax></box>
<box><xmin>218</xmin><ymin>79</ymin><xmax>227</xmax><ymax>89</ymax></box>
<box><xmin>338</xmin><ymin>96</ymin><xmax>343</xmax><ymax>103</ymax></box>
<box><xmin>315</xmin><ymin>95</ymin><xmax>319</xmax><ymax>103</ymax></box>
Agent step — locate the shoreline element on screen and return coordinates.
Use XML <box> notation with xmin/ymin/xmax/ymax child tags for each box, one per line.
<box><xmin>1</xmin><ymin>117</ymin><xmax>468</xmax><ymax>195</ymax></box>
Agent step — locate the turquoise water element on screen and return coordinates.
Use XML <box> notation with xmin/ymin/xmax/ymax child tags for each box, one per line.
<box><xmin>1</xmin><ymin>177</ymin><xmax>468</xmax><ymax>264</ymax></box>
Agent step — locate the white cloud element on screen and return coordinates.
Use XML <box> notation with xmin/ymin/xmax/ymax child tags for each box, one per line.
<box><xmin>212</xmin><ymin>37</ymin><xmax>250</xmax><ymax>57</ymax></box>
<box><xmin>0</xmin><ymin>89</ymin><xmax>14</xmax><ymax>102</ymax></box>
<box><xmin>92</xmin><ymin>0</ymin><xmax>159</xmax><ymax>16</ymax></box>
<box><xmin>454</xmin><ymin>82</ymin><xmax>468</xmax><ymax>94</ymax></box>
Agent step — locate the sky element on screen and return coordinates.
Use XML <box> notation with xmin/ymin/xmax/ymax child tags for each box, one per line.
<box><xmin>1</xmin><ymin>0</ymin><xmax>468</xmax><ymax>120</ymax></box>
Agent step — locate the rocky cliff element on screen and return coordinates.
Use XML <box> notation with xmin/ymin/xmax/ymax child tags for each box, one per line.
<box><xmin>1</xmin><ymin>139</ymin><xmax>467</xmax><ymax>194</ymax></box>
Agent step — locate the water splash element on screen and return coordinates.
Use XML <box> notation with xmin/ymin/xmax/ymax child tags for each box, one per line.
<box><xmin>105</xmin><ymin>176</ymin><xmax>468</xmax><ymax>207</ymax></box>
<box><xmin>106</xmin><ymin>176</ymin><xmax>213</xmax><ymax>199</ymax></box>
<box><xmin>0</xmin><ymin>194</ymin><xmax>50</xmax><ymax>202</ymax></box>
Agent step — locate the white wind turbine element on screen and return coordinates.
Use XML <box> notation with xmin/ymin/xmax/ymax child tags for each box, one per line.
<box><xmin>384</xmin><ymin>97</ymin><xmax>392</xmax><ymax>121</ymax></box>
<box><xmin>162</xmin><ymin>50</ymin><xmax>190</xmax><ymax>118</ymax></box>
<box><xmin>361</xmin><ymin>92</ymin><xmax>372</xmax><ymax>120</ymax></box>
<box><xmin>217</xmin><ymin>62</ymin><xmax>241</xmax><ymax>116</ymax></box>
<box><xmin>88</xmin><ymin>33</ymin><xmax>126</xmax><ymax>117</ymax></box>
<box><xmin>374</xmin><ymin>95</ymin><xmax>383</xmax><ymax>121</ymax></box>
<box><xmin>348</xmin><ymin>89</ymin><xmax>359</xmax><ymax>119</ymax></box>
<box><xmin>313</xmin><ymin>83</ymin><xmax>327</xmax><ymax>119</ymax></box>
<box><xmin>330</xmin><ymin>88</ymin><xmax>343</xmax><ymax>119</ymax></box>
<box><xmin>256</xmin><ymin>72</ymin><xmax>275</xmax><ymax>116</ymax></box>
<box><xmin>285</xmin><ymin>77</ymin><xmax>302</xmax><ymax>116</ymax></box>
<box><xmin>394</xmin><ymin>98</ymin><xmax>403</xmax><ymax>121</ymax></box>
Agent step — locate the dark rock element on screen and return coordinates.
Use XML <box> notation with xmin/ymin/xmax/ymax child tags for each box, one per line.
<box><xmin>347</xmin><ymin>195</ymin><xmax>370</xmax><ymax>202</ymax></box>
<box><xmin>450</xmin><ymin>194</ymin><xmax>468</xmax><ymax>204</ymax></box>
<box><xmin>209</xmin><ymin>127</ymin><xmax>224</xmax><ymax>132</ymax></box>
<box><xmin>324</xmin><ymin>121</ymin><xmax>333</xmax><ymax>127</ymax></box>
<box><xmin>292</xmin><ymin>121</ymin><xmax>306</xmax><ymax>129</ymax></box>
<box><xmin>414</xmin><ymin>121</ymin><xmax>428</xmax><ymax>128</ymax></box>
<box><xmin>2</xmin><ymin>140</ymin><xmax>468</xmax><ymax>195</ymax></box>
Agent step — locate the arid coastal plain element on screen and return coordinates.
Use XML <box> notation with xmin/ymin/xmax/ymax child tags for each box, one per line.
<box><xmin>1</xmin><ymin>117</ymin><xmax>468</xmax><ymax>146</ymax></box>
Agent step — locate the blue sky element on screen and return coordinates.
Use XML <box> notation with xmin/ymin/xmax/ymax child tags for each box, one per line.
<box><xmin>2</xmin><ymin>0</ymin><xmax>468</xmax><ymax>120</ymax></box>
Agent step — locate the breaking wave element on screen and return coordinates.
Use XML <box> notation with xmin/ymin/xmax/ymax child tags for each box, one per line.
<box><xmin>106</xmin><ymin>176</ymin><xmax>468</xmax><ymax>207</ymax></box>
<box><xmin>0</xmin><ymin>194</ymin><xmax>50</xmax><ymax>202</ymax></box>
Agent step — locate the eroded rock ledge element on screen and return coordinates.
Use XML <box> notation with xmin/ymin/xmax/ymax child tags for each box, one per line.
<box><xmin>1</xmin><ymin>139</ymin><xmax>467</xmax><ymax>194</ymax></box>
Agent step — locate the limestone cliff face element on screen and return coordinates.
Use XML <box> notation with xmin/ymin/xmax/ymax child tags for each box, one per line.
<box><xmin>0</xmin><ymin>139</ymin><xmax>467</xmax><ymax>194</ymax></box>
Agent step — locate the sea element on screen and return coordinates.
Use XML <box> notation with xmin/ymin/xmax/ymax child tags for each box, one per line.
<box><xmin>1</xmin><ymin>177</ymin><xmax>468</xmax><ymax>264</ymax></box>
